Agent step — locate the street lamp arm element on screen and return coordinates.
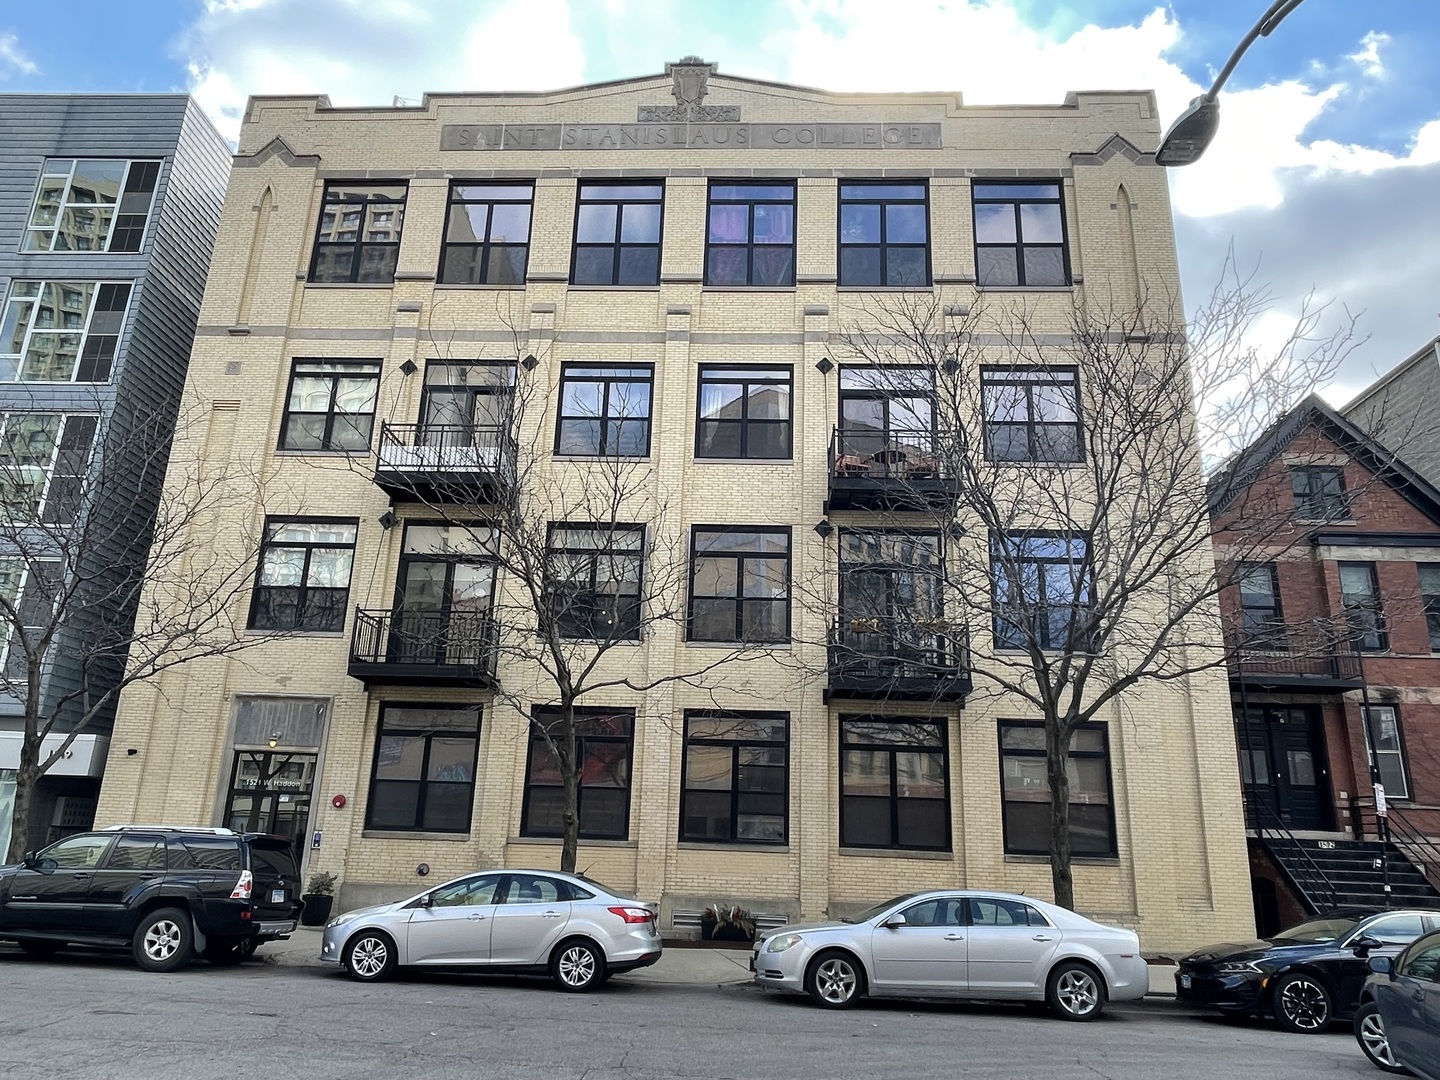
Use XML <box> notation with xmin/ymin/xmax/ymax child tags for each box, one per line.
<box><xmin>1204</xmin><ymin>0</ymin><xmax>1308</xmax><ymax>101</ymax></box>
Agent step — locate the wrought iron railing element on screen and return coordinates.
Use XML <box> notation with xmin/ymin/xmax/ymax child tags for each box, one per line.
<box><xmin>350</xmin><ymin>608</ymin><xmax>497</xmax><ymax>676</ymax></box>
<box><xmin>1348</xmin><ymin>795</ymin><xmax>1440</xmax><ymax>894</ymax></box>
<box><xmin>827</xmin><ymin>617</ymin><xmax>969</xmax><ymax>683</ymax></box>
<box><xmin>830</xmin><ymin>426</ymin><xmax>951</xmax><ymax>481</ymax></box>
<box><xmin>1226</xmin><ymin>623</ymin><xmax>1363</xmax><ymax>683</ymax></box>
<box><xmin>374</xmin><ymin>422</ymin><xmax>510</xmax><ymax>475</ymax></box>
<box><xmin>1247</xmin><ymin>792</ymin><xmax>1340</xmax><ymax>912</ymax></box>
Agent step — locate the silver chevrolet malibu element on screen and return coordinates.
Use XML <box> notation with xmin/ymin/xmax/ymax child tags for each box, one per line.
<box><xmin>751</xmin><ymin>889</ymin><xmax>1148</xmax><ymax>1019</ymax></box>
<box><xmin>319</xmin><ymin>868</ymin><xmax>661</xmax><ymax>991</ymax></box>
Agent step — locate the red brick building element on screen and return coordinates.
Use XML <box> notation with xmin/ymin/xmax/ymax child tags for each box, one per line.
<box><xmin>1210</xmin><ymin>396</ymin><xmax>1440</xmax><ymax>933</ymax></box>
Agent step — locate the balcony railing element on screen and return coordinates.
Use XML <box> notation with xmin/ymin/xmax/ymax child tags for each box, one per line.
<box><xmin>372</xmin><ymin>422</ymin><xmax>510</xmax><ymax>502</ymax></box>
<box><xmin>348</xmin><ymin>608</ymin><xmax>498</xmax><ymax>687</ymax></box>
<box><xmin>826</xmin><ymin>617</ymin><xmax>971</xmax><ymax>702</ymax></box>
<box><xmin>826</xmin><ymin>426</ymin><xmax>958</xmax><ymax>511</ymax></box>
<box><xmin>1226</xmin><ymin>624</ymin><xmax>1364</xmax><ymax>689</ymax></box>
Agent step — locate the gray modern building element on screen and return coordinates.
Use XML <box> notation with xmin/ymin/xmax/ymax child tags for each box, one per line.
<box><xmin>1344</xmin><ymin>335</ymin><xmax>1440</xmax><ymax>485</ymax></box>
<box><xmin>0</xmin><ymin>95</ymin><xmax>230</xmax><ymax>854</ymax></box>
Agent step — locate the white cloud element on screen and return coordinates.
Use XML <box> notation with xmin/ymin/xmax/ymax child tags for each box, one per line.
<box><xmin>0</xmin><ymin>32</ymin><xmax>38</xmax><ymax>78</ymax></box>
<box><xmin>1349</xmin><ymin>30</ymin><xmax>1389</xmax><ymax>79</ymax></box>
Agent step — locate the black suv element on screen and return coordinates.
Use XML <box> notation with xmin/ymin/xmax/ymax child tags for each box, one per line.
<box><xmin>0</xmin><ymin>826</ymin><xmax>303</xmax><ymax>972</ymax></box>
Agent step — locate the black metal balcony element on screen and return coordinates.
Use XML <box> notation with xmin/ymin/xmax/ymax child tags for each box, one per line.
<box><xmin>373</xmin><ymin>422</ymin><xmax>509</xmax><ymax>503</ymax></box>
<box><xmin>349</xmin><ymin>608</ymin><xmax>498</xmax><ymax>688</ymax></box>
<box><xmin>1226</xmin><ymin>625</ymin><xmax>1364</xmax><ymax>692</ymax></box>
<box><xmin>826</xmin><ymin>426</ymin><xmax>958</xmax><ymax>512</ymax></box>
<box><xmin>825</xmin><ymin>618</ymin><xmax>971</xmax><ymax>703</ymax></box>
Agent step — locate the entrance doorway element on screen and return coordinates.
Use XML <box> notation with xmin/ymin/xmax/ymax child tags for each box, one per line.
<box><xmin>224</xmin><ymin>751</ymin><xmax>316</xmax><ymax>858</ymax></box>
<box><xmin>1237</xmin><ymin>706</ymin><xmax>1333</xmax><ymax>831</ymax></box>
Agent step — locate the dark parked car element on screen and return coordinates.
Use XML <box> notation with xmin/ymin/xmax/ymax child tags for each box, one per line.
<box><xmin>1176</xmin><ymin>908</ymin><xmax>1440</xmax><ymax>1032</ymax></box>
<box><xmin>0</xmin><ymin>825</ymin><xmax>302</xmax><ymax>971</ymax></box>
<box><xmin>1355</xmin><ymin>928</ymin><xmax>1440</xmax><ymax>1077</ymax></box>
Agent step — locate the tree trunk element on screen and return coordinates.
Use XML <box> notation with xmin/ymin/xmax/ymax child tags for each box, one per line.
<box><xmin>559</xmin><ymin>704</ymin><xmax>579</xmax><ymax>873</ymax></box>
<box><xmin>6</xmin><ymin>757</ymin><xmax>40</xmax><ymax>865</ymax></box>
<box><xmin>1046</xmin><ymin>718</ymin><xmax>1075</xmax><ymax>910</ymax></box>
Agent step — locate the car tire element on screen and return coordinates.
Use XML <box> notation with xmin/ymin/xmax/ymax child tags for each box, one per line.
<box><xmin>132</xmin><ymin>907</ymin><xmax>194</xmax><ymax>973</ymax></box>
<box><xmin>551</xmin><ymin>939</ymin><xmax>605</xmax><ymax>992</ymax></box>
<box><xmin>805</xmin><ymin>950</ymin><xmax>865</xmax><ymax>1009</ymax></box>
<box><xmin>18</xmin><ymin>940</ymin><xmax>64</xmax><ymax>958</ymax></box>
<box><xmin>342</xmin><ymin>930</ymin><xmax>397</xmax><ymax>982</ymax></box>
<box><xmin>1272</xmin><ymin>971</ymin><xmax>1332</xmax><ymax>1033</ymax></box>
<box><xmin>1046</xmin><ymin>961</ymin><xmax>1105</xmax><ymax>1021</ymax></box>
<box><xmin>203</xmin><ymin>938</ymin><xmax>249</xmax><ymax>966</ymax></box>
<box><xmin>1354</xmin><ymin>1000</ymin><xmax>1411</xmax><ymax>1074</ymax></box>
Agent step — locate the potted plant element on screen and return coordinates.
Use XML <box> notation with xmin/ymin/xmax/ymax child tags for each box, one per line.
<box><xmin>700</xmin><ymin>903</ymin><xmax>756</xmax><ymax>943</ymax></box>
<box><xmin>300</xmin><ymin>871</ymin><xmax>337</xmax><ymax>926</ymax></box>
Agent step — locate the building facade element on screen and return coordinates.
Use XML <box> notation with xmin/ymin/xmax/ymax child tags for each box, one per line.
<box><xmin>94</xmin><ymin>62</ymin><xmax>1251</xmax><ymax>952</ymax></box>
<box><xmin>1344</xmin><ymin>335</ymin><xmax>1440</xmax><ymax>488</ymax></box>
<box><xmin>0</xmin><ymin>95</ymin><xmax>231</xmax><ymax>855</ymax></box>
<box><xmin>1212</xmin><ymin>397</ymin><xmax>1440</xmax><ymax>934</ymax></box>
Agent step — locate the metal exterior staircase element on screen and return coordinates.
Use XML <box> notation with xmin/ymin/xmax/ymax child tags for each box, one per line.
<box><xmin>1262</xmin><ymin>836</ymin><xmax>1440</xmax><ymax>911</ymax></box>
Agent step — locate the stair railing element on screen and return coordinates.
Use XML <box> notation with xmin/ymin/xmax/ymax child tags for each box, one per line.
<box><xmin>1384</xmin><ymin>805</ymin><xmax>1440</xmax><ymax>894</ymax></box>
<box><xmin>1248</xmin><ymin>792</ymin><xmax>1340</xmax><ymax>912</ymax></box>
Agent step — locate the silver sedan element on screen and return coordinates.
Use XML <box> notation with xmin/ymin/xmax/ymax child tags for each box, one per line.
<box><xmin>751</xmin><ymin>889</ymin><xmax>1148</xmax><ymax>1019</ymax></box>
<box><xmin>320</xmin><ymin>868</ymin><xmax>661</xmax><ymax>992</ymax></box>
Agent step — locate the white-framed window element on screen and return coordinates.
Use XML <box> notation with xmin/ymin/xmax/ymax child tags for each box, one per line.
<box><xmin>0</xmin><ymin>412</ymin><xmax>98</xmax><ymax>523</ymax></box>
<box><xmin>1</xmin><ymin>281</ymin><xmax>132</xmax><ymax>383</ymax></box>
<box><xmin>1364</xmin><ymin>706</ymin><xmax>1410</xmax><ymax>800</ymax></box>
<box><xmin>0</xmin><ymin>557</ymin><xmax>62</xmax><ymax>677</ymax></box>
<box><xmin>23</xmin><ymin>159</ymin><xmax>162</xmax><ymax>253</ymax></box>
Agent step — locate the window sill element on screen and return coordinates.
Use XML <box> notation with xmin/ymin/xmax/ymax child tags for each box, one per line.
<box><xmin>302</xmin><ymin>281</ymin><xmax>396</xmax><ymax>289</ymax></box>
<box><xmin>677</xmin><ymin>842</ymin><xmax>790</xmax><ymax>853</ymax></box>
<box><xmin>362</xmin><ymin>830</ymin><xmax>471</xmax><ymax>842</ymax></box>
<box><xmin>506</xmin><ymin>835</ymin><xmax>637</xmax><ymax>848</ymax></box>
<box><xmin>551</xmin><ymin>455</ymin><xmax>653</xmax><ymax>464</ymax></box>
<box><xmin>683</xmin><ymin>640</ymin><xmax>792</xmax><ymax>651</ymax></box>
<box><xmin>568</xmin><ymin>285</ymin><xmax>662</xmax><ymax>292</ymax></box>
<box><xmin>273</xmin><ymin>448</ymin><xmax>373</xmax><ymax>457</ymax></box>
<box><xmin>837</xmin><ymin>847</ymin><xmax>952</xmax><ymax>861</ymax></box>
<box><xmin>692</xmin><ymin>457</ymin><xmax>795</xmax><ymax>465</ymax></box>
<box><xmin>835</xmin><ymin>286</ymin><xmax>934</xmax><ymax>293</ymax></box>
<box><xmin>975</xmin><ymin>285</ymin><xmax>1075</xmax><ymax>293</ymax></box>
<box><xmin>701</xmin><ymin>286</ymin><xmax>797</xmax><ymax>293</ymax></box>
<box><xmin>555</xmin><ymin>637</ymin><xmax>644</xmax><ymax>647</ymax></box>
<box><xmin>1004</xmin><ymin>854</ymin><xmax>1120</xmax><ymax>866</ymax></box>
<box><xmin>433</xmin><ymin>283</ymin><xmax>527</xmax><ymax>290</ymax></box>
<box><xmin>243</xmin><ymin>629</ymin><xmax>347</xmax><ymax>639</ymax></box>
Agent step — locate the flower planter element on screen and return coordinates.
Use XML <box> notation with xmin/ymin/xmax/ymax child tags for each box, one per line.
<box><xmin>301</xmin><ymin>894</ymin><xmax>334</xmax><ymax>926</ymax></box>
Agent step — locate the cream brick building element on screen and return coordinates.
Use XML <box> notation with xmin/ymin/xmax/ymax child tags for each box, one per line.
<box><xmin>95</xmin><ymin>61</ymin><xmax>1253</xmax><ymax>953</ymax></box>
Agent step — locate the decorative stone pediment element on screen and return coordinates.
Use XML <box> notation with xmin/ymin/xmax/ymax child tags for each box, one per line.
<box><xmin>637</xmin><ymin>57</ymin><xmax>740</xmax><ymax>123</ymax></box>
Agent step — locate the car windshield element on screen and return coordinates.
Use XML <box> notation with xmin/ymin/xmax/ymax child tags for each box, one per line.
<box><xmin>1271</xmin><ymin>915</ymin><xmax>1363</xmax><ymax>944</ymax></box>
<box><xmin>842</xmin><ymin>893</ymin><xmax>923</xmax><ymax>924</ymax></box>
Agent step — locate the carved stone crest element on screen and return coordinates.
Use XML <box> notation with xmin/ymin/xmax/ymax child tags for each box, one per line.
<box><xmin>638</xmin><ymin>57</ymin><xmax>740</xmax><ymax>123</ymax></box>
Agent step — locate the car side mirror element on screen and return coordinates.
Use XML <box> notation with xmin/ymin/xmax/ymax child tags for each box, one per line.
<box><xmin>1351</xmin><ymin>935</ymin><xmax>1381</xmax><ymax>957</ymax></box>
<box><xmin>21</xmin><ymin>850</ymin><xmax>37</xmax><ymax>870</ymax></box>
<box><xmin>883</xmin><ymin>914</ymin><xmax>908</xmax><ymax>930</ymax></box>
<box><xmin>421</xmin><ymin>892</ymin><xmax>435</xmax><ymax>908</ymax></box>
<box><xmin>1368</xmin><ymin>954</ymin><xmax>1394</xmax><ymax>976</ymax></box>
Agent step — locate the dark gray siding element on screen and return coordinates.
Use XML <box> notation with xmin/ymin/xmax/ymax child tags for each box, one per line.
<box><xmin>1343</xmin><ymin>340</ymin><xmax>1440</xmax><ymax>487</ymax></box>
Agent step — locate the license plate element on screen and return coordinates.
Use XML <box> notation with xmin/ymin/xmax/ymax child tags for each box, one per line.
<box><xmin>271</xmin><ymin>889</ymin><xmax>286</xmax><ymax>904</ymax></box>
<box><xmin>1179</xmin><ymin>974</ymin><xmax>1192</xmax><ymax>989</ymax></box>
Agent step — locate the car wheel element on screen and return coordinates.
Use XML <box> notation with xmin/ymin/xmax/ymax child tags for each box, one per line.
<box><xmin>239</xmin><ymin>938</ymin><xmax>259</xmax><ymax>957</ymax></box>
<box><xmin>1354</xmin><ymin>1001</ymin><xmax>1411</xmax><ymax>1074</ymax></box>
<box><xmin>1047</xmin><ymin>961</ymin><xmax>1105</xmax><ymax>1021</ymax></box>
<box><xmin>805</xmin><ymin>950</ymin><xmax>864</xmax><ymax>1009</ymax></box>
<box><xmin>342</xmin><ymin>931</ymin><xmax>397</xmax><ymax>982</ymax></box>
<box><xmin>552</xmin><ymin>940</ymin><xmax>605</xmax><ymax>992</ymax></box>
<box><xmin>132</xmin><ymin>907</ymin><xmax>194</xmax><ymax>973</ymax></box>
<box><xmin>1272</xmin><ymin>972</ymin><xmax>1332</xmax><ymax>1033</ymax></box>
<box><xmin>18</xmin><ymin>940</ymin><xmax>64</xmax><ymax>958</ymax></box>
<box><xmin>203</xmin><ymin>938</ymin><xmax>249</xmax><ymax>966</ymax></box>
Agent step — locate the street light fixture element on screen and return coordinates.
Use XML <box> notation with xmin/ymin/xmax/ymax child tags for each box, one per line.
<box><xmin>1156</xmin><ymin>0</ymin><xmax>1309</xmax><ymax>167</ymax></box>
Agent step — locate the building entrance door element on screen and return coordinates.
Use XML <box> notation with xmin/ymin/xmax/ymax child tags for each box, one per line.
<box><xmin>224</xmin><ymin>751</ymin><xmax>316</xmax><ymax>858</ymax></box>
<box><xmin>1237</xmin><ymin>707</ymin><xmax>1333</xmax><ymax>831</ymax></box>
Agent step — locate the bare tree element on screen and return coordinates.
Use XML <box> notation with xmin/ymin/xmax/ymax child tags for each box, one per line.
<box><xmin>0</xmin><ymin>397</ymin><xmax>285</xmax><ymax>863</ymax></box>
<box><xmin>793</xmin><ymin>257</ymin><xmax>1374</xmax><ymax>909</ymax></box>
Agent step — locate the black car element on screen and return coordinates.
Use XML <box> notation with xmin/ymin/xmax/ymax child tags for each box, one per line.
<box><xmin>1176</xmin><ymin>908</ymin><xmax>1440</xmax><ymax>1033</ymax></box>
<box><xmin>1355</xmin><ymin>929</ymin><xmax>1440</xmax><ymax>1077</ymax></box>
<box><xmin>0</xmin><ymin>825</ymin><xmax>303</xmax><ymax>972</ymax></box>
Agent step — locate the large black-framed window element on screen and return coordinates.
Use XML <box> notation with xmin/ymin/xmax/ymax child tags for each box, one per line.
<box><xmin>838</xmin><ymin>182</ymin><xmax>929</xmax><ymax>287</ymax></box>
<box><xmin>547</xmin><ymin>524</ymin><xmax>644</xmax><ymax>641</ymax></box>
<box><xmin>705</xmin><ymin>182</ymin><xmax>796</xmax><ymax>287</ymax></box>
<box><xmin>522</xmin><ymin>708</ymin><xmax>634</xmax><ymax>840</ymax></box>
<box><xmin>248</xmin><ymin>518</ymin><xmax>358</xmax><ymax>631</ymax></box>
<box><xmin>571</xmin><ymin>182</ymin><xmax>663</xmax><ymax>286</ymax></box>
<box><xmin>972</xmin><ymin>181</ymin><xmax>1069</xmax><ymax>287</ymax></box>
<box><xmin>680</xmin><ymin>712</ymin><xmax>788</xmax><ymax>844</ymax></box>
<box><xmin>695</xmin><ymin>365</ymin><xmax>792</xmax><ymax>459</ymax></box>
<box><xmin>555</xmin><ymin>364</ymin><xmax>653</xmax><ymax>456</ymax></box>
<box><xmin>366</xmin><ymin>705</ymin><xmax>481</xmax><ymax>833</ymax></box>
<box><xmin>1237</xmin><ymin>562</ymin><xmax>1286</xmax><ymax>646</ymax></box>
<box><xmin>838</xmin><ymin>529</ymin><xmax>945</xmax><ymax>656</ymax></box>
<box><xmin>1363</xmin><ymin>705</ymin><xmax>1411</xmax><ymax>801</ymax></box>
<box><xmin>981</xmin><ymin>366</ymin><xmax>1082</xmax><ymax>463</ymax></box>
<box><xmin>278</xmin><ymin>360</ymin><xmax>381</xmax><ymax>452</ymax></box>
<box><xmin>839</xmin><ymin>717</ymin><xmax>949</xmax><ymax>851</ymax></box>
<box><xmin>439</xmin><ymin>183</ymin><xmax>533</xmax><ymax>286</ymax></box>
<box><xmin>1419</xmin><ymin>564</ymin><xmax>1440</xmax><ymax>651</ymax></box>
<box><xmin>688</xmin><ymin>527</ymin><xmax>791</xmax><ymax>643</ymax></box>
<box><xmin>1290</xmin><ymin>465</ymin><xmax>1350</xmax><ymax>521</ymax></box>
<box><xmin>1339</xmin><ymin>561</ymin><xmax>1387</xmax><ymax>651</ymax></box>
<box><xmin>999</xmin><ymin>720</ymin><xmax>1116</xmax><ymax>857</ymax></box>
<box><xmin>991</xmin><ymin>532</ymin><xmax>1093</xmax><ymax>651</ymax></box>
<box><xmin>309</xmin><ymin>182</ymin><xmax>407</xmax><ymax>284</ymax></box>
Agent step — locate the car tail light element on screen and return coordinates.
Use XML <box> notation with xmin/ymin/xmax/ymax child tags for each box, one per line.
<box><xmin>230</xmin><ymin>870</ymin><xmax>253</xmax><ymax>900</ymax></box>
<box><xmin>608</xmin><ymin>906</ymin><xmax>654</xmax><ymax>924</ymax></box>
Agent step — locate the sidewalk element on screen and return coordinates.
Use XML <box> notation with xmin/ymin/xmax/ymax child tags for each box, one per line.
<box><xmin>263</xmin><ymin>929</ymin><xmax>1178</xmax><ymax>993</ymax></box>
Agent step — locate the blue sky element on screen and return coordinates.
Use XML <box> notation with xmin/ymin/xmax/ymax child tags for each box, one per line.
<box><xmin>1</xmin><ymin>0</ymin><xmax>1437</xmax><ymax>398</ymax></box>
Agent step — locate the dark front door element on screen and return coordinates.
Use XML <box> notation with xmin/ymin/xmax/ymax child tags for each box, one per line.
<box><xmin>1238</xmin><ymin>707</ymin><xmax>1333</xmax><ymax>831</ymax></box>
<box><xmin>224</xmin><ymin>752</ymin><xmax>316</xmax><ymax>859</ymax></box>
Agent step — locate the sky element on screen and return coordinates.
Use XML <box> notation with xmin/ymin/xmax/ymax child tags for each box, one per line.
<box><xmin>0</xmin><ymin>0</ymin><xmax>1437</xmax><ymax>403</ymax></box>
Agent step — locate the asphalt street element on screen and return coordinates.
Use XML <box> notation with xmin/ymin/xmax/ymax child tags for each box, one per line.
<box><xmin>0</xmin><ymin>946</ymin><xmax>1382</xmax><ymax>1080</ymax></box>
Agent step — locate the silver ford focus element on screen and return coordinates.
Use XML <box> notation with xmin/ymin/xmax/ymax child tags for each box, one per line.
<box><xmin>319</xmin><ymin>868</ymin><xmax>661</xmax><ymax>992</ymax></box>
<box><xmin>751</xmin><ymin>889</ymin><xmax>1147</xmax><ymax>1019</ymax></box>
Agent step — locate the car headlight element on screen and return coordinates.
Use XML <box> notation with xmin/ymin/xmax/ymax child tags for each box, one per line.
<box><xmin>766</xmin><ymin>933</ymin><xmax>804</xmax><ymax>953</ymax></box>
<box><xmin>1216</xmin><ymin>960</ymin><xmax>1261</xmax><ymax>974</ymax></box>
<box><xmin>324</xmin><ymin>913</ymin><xmax>357</xmax><ymax>930</ymax></box>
